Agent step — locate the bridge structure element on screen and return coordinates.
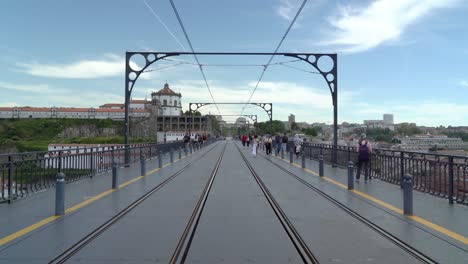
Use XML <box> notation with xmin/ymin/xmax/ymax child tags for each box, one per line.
<box><xmin>0</xmin><ymin>139</ymin><xmax>467</xmax><ymax>263</ymax></box>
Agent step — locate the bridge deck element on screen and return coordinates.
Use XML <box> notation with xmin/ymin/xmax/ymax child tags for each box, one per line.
<box><xmin>0</xmin><ymin>141</ymin><xmax>466</xmax><ymax>263</ymax></box>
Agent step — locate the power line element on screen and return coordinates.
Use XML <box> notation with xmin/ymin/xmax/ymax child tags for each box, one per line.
<box><xmin>276</xmin><ymin>63</ymin><xmax>320</xmax><ymax>74</ymax></box>
<box><xmin>142</xmin><ymin>0</ymin><xmax>187</xmax><ymax>51</ymax></box>
<box><xmin>168</xmin><ymin>0</ymin><xmax>221</xmax><ymax>115</ymax></box>
<box><xmin>143</xmin><ymin>62</ymin><xmax>186</xmax><ymax>72</ymax></box>
<box><xmin>161</xmin><ymin>57</ymin><xmax>301</xmax><ymax>67</ymax></box>
<box><xmin>241</xmin><ymin>0</ymin><xmax>308</xmax><ymax>114</ymax></box>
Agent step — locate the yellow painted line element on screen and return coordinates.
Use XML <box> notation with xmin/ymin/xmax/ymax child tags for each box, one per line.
<box><xmin>65</xmin><ymin>189</ymin><xmax>116</xmax><ymax>214</ymax></box>
<box><xmin>273</xmin><ymin>156</ymin><xmax>468</xmax><ymax>245</ymax></box>
<box><xmin>408</xmin><ymin>215</ymin><xmax>468</xmax><ymax>244</ymax></box>
<box><xmin>0</xmin><ymin>155</ymin><xmax>188</xmax><ymax>246</ymax></box>
<box><xmin>0</xmin><ymin>215</ymin><xmax>60</xmax><ymax>245</ymax></box>
<box><xmin>350</xmin><ymin>189</ymin><xmax>404</xmax><ymax>214</ymax></box>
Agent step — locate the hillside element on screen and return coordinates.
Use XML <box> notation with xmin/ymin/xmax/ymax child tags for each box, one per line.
<box><xmin>0</xmin><ymin>118</ymin><xmax>151</xmax><ymax>152</ymax></box>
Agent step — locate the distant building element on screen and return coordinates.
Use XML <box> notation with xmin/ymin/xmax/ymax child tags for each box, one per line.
<box><xmin>151</xmin><ymin>83</ymin><xmax>182</xmax><ymax>116</ymax></box>
<box><xmin>383</xmin><ymin>114</ymin><xmax>394</xmax><ymax>125</ymax></box>
<box><xmin>364</xmin><ymin>114</ymin><xmax>395</xmax><ymax>130</ymax></box>
<box><xmin>0</xmin><ymin>106</ymin><xmax>149</xmax><ymax>119</ymax></box>
<box><xmin>398</xmin><ymin>134</ymin><xmax>467</xmax><ymax>150</ymax></box>
<box><xmin>235</xmin><ymin>117</ymin><xmax>247</xmax><ymax>126</ymax></box>
<box><xmin>288</xmin><ymin>114</ymin><xmax>295</xmax><ymax>127</ymax></box>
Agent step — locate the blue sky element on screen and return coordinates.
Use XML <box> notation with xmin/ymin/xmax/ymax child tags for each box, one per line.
<box><xmin>1</xmin><ymin>0</ymin><xmax>467</xmax><ymax>126</ymax></box>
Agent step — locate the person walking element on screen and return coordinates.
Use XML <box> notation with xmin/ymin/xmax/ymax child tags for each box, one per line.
<box><xmin>282</xmin><ymin>133</ymin><xmax>289</xmax><ymax>153</ymax></box>
<box><xmin>274</xmin><ymin>133</ymin><xmax>282</xmax><ymax>155</ymax></box>
<box><xmin>292</xmin><ymin>134</ymin><xmax>300</xmax><ymax>157</ymax></box>
<box><xmin>183</xmin><ymin>132</ymin><xmax>191</xmax><ymax>153</ymax></box>
<box><xmin>265</xmin><ymin>135</ymin><xmax>272</xmax><ymax>155</ymax></box>
<box><xmin>252</xmin><ymin>135</ymin><xmax>259</xmax><ymax>157</ymax></box>
<box><xmin>356</xmin><ymin>134</ymin><xmax>372</xmax><ymax>182</ymax></box>
<box><xmin>241</xmin><ymin>134</ymin><xmax>247</xmax><ymax>147</ymax></box>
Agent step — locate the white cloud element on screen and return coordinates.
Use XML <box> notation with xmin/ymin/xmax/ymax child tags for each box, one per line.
<box><xmin>459</xmin><ymin>80</ymin><xmax>468</xmax><ymax>87</ymax></box>
<box><xmin>16</xmin><ymin>54</ymin><xmax>159</xmax><ymax>80</ymax></box>
<box><xmin>321</xmin><ymin>0</ymin><xmax>460</xmax><ymax>53</ymax></box>
<box><xmin>277</xmin><ymin>0</ymin><xmax>297</xmax><ymax>21</ymax></box>
<box><xmin>0</xmin><ymin>81</ymin><xmax>54</xmax><ymax>93</ymax></box>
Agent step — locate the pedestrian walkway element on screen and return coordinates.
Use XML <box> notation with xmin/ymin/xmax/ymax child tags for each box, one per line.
<box><xmin>251</xmin><ymin>146</ymin><xmax>467</xmax><ymax>263</ymax></box>
<box><xmin>0</xmin><ymin>140</ymin><xmax>466</xmax><ymax>263</ymax></box>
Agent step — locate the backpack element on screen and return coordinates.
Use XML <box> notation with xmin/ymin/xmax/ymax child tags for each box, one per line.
<box><xmin>282</xmin><ymin>135</ymin><xmax>288</xmax><ymax>143</ymax></box>
<box><xmin>275</xmin><ymin>135</ymin><xmax>282</xmax><ymax>143</ymax></box>
<box><xmin>359</xmin><ymin>141</ymin><xmax>369</xmax><ymax>161</ymax></box>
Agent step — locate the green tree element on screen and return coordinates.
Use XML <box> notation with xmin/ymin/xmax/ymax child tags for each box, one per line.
<box><xmin>303</xmin><ymin>127</ymin><xmax>318</xmax><ymax>137</ymax></box>
<box><xmin>291</xmin><ymin>122</ymin><xmax>299</xmax><ymax>130</ymax></box>
<box><xmin>183</xmin><ymin>110</ymin><xmax>201</xmax><ymax>116</ymax></box>
<box><xmin>366</xmin><ymin>128</ymin><xmax>394</xmax><ymax>143</ymax></box>
<box><xmin>255</xmin><ymin>120</ymin><xmax>285</xmax><ymax>135</ymax></box>
<box><xmin>396</xmin><ymin>123</ymin><xmax>421</xmax><ymax>136</ymax></box>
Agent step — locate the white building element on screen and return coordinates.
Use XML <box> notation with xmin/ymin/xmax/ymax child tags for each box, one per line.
<box><xmin>383</xmin><ymin>114</ymin><xmax>394</xmax><ymax>125</ymax></box>
<box><xmin>364</xmin><ymin>114</ymin><xmax>395</xmax><ymax>131</ymax></box>
<box><xmin>399</xmin><ymin>134</ymin><xmax>467</xmax><ymax>150</ymax></box>
<box><xmin>151</xmin><ymin>83</ymin><xmax>182</xmax><ymax>116</ymax></box>
<box><xmin>0</xmin><ymin>106</ymin><xmax>149</xmax><ymax>120</ymax></box>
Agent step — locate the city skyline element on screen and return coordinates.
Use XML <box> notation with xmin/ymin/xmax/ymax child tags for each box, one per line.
<box><xmin>1</xmin><ymin>0</ymin><xmax>467</xmax><ymax>126</ymax></box>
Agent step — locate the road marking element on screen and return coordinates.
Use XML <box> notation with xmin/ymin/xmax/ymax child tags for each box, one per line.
<box><xmin>0</xmin><ymin>216</ymin><xmax>60</xmax><ymax>246</ymax></box>
<box><xmin>0</xmin><ymin>156</ymin><xmax>186</xmax><ymax>246</ymax></box>
<box><xmin>274</xmin><ymin>156</ymin><xmax>468</xmax><ymax>245</ymax></box>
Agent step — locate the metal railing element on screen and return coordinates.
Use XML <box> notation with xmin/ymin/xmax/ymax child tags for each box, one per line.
<box><xmin>299</xmin><ymin>143</ymin><xmax>468</xmax><ymax>205</ymax></box>
<box><xmin>0</xmin><ymin>141</ymin><xmax>200</xmax><ymax>202</ymax></box>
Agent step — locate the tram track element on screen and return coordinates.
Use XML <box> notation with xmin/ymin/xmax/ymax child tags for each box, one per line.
<box><xmin>258</xmin><ymin>150</ymin><xmax>438</xmax><ymax>264</ymax></box>
<box><xmin>234</xmin><ymin>143</ymin><xmax>320</xmax><ymax>264</ymax></box>
<box><xmin>48</xmin><ymin>142</ymin><xmax>222</xmax><ymax>264</ymax></box>
<box><xmin>169</xmin><ymin>142</ymin><xmax>227</xmax><ymax>263</ymax></box>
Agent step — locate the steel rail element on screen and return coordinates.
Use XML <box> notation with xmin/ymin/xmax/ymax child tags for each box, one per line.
<box><xmin>48</xmin><ymin>142</ymin><xmax>221</xmax><ymax>264</ymax></box>
<box><xmin>234</xmin><ymin>143</ymin><xmax>320</xmax><ymax>264</ymax></box>
<box><xmin>169</xmin><ymin>142</ymin><xmax>227</xmax><ymax>263</ymax></box>
<box><xmin>169</xmin><ymin>143</ymin><xmax>227</xmax><ymax>263</ymax></box>
<box><xmin>261</xmin><ymin>154</ymin><xmax>438</xmax><ymax>264</ymax></box>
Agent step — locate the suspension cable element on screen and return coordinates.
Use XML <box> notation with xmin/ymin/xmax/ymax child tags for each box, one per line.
<box><xmin>143</xmin><ymin>0</ymin><xmax>187</xmax><ymax>51</ymax></box>
<box><xmin>169</xmin><ymin>0</ymin><xmax>221</xmax><ymax>115</ymax></box>
<box><xmin>241</xmin><ymin>0</ymin><xmax>308</xmax><ymax>114</ymax></box>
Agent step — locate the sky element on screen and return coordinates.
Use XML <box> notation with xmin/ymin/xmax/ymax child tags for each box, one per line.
<box><xmin>1</xmin><ymin>0</ymin><xmax>467</xmax><ymax>126</ymax></box>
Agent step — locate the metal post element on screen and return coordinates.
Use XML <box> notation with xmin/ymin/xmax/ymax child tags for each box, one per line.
<box><xmin>301</xmin><ymin>152</ymin><xmax>306</xmax><ymax>169</ymax></box>
<box><xmin>185</xmin><ymin>144</ymin><xmax>188</xmax><ymax>157</ymax></box>
<box><xmin>170</xmin><ymin>148</ymin><xmax>174</xmax><ymax>163</ymax></box>
<box><xmin>124</xmin><ymin>54</ymin><xmax>131</xmax><ymax>166</ymax></box>
<box><xmin>190</xmin><ymin>144</ymin><xmax>193</xmax><ymax>154</ymax></box>
<box><xmin>140</xmin><ymin>155</ymin><xmax>146</xmax><ymax>176</ymax></box>
<box><xmin>281</xmin><ymin>148</ymin><xmax>284</xmax><ymax>159</ymax></box>
<box><xmin>158</xmin><ymin>151</ymin><xmax>162</xmax><ymax>168</ymax></box>
<box><xmin>448</xmin><ymin>156</ymin><xmax>454</xmax><ymax>204</ymax></box>
<box><xmin>403</xmin><ymin>174</ymin><xmax>413</xmax><ymax>215</ymax></box>
<box><xmin>90</xmin><ymin>148</ymin><xmax>94</xmax><ymax>177</ymax></box>
<box><xmin>319</xmin><ymin>154</ymin><xmax>324</xmax><ymax>177</ymax></box>
<box><xmin>58</xmin><ymin>151</ymin><xmax>63</xmax><ymax>173</ymax></box>
<box><xmin>112</xmin><ymin>162</ymin><xmax>119</xmax><ymax>189</ymax></box>
<box><xmin>55</xmin><ymin>172</ymin><xmax>65</xmax><ymax>216</ymax></box>
<box><xmin>400</xmin><ymin>152</ymin><xmax>404</xmax><ymax>189</ymax></box>
<box><xmin>347</xmin><ymin>161</ymin><xmax>354</xmax><ymax>190</ymax></box>
<box><xmin>7</xmin><ymin>155</ymin><xmax>12</xmax><ymax>204</ymax></box>
<box><xmin>179</xmin><ymin>147</ymin><xmax>182</xmax><ymax>160</ymax></box>
<box><xmin>289</xmin><ymin>150</ymin><xmax>293</xmax><ymax>163</ymax></box>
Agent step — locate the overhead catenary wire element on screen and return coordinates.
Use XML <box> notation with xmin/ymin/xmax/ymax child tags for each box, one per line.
<box><xmin>161</xmin><ymin>57</ymin><xmax>302</xmax><ymax>67</ymax></box>
<box><xmin>143</xmin><ymin>0</ymin><xmax>187</xmax><ymax>51</ymax></box>
<box><xmin>168</xmin><ymin>0</ymin><xmax>221</xmax><ymax>115</ymax></box>
<box><xmin>241</xmin><ymin>0</ymin><xmax>308</xmax><ymax>114</ymax></box>
<box><xmin>143</xmin><ymin>62</ymin><xmax>186</xmax><ymax>72</ymax></box>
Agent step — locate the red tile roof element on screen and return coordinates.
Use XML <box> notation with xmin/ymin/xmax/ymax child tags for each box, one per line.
<box><xmin>151</xmin><ymin>83</ymin><xmax>181</xmax><ymax>96</ymax></box>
